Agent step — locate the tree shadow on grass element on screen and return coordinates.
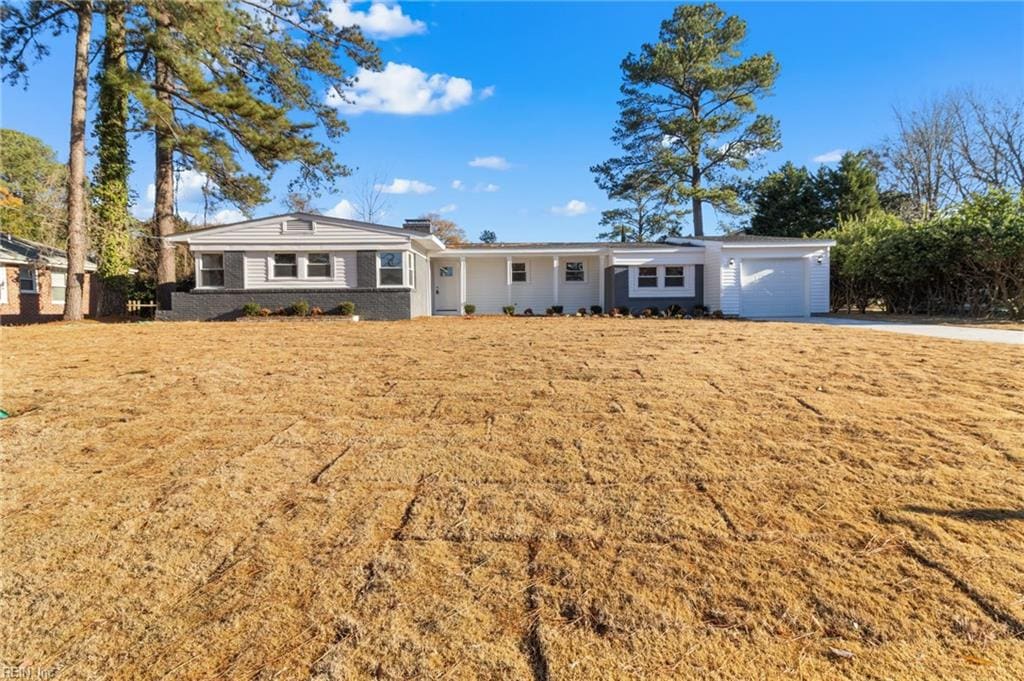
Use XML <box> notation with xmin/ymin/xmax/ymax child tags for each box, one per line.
<box><xmin>904</xmin><ymin>506</ymin><xmax>1024</xmax><ymax>522</ymax></box>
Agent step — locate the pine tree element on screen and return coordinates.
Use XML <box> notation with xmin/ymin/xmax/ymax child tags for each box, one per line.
<box><xmin>2</xmin><ymin>0</ymin><xmax>94</xmax><ymax>319</ymax></box>
<box><xmin>599</xmin><ymin>3</ymin><xmax>780</xmax><ymax>236</ymax></box>
<box><xmin>593</xmin><ymin>165</ymin><xmax>685</xmax><ymax>242</ymax></box>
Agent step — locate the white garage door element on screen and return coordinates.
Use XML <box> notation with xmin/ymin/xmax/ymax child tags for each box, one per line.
<box><xmin>740</xmin><ymin>258</ymin><xmax>807</xmax><ymax>317</ymax></box>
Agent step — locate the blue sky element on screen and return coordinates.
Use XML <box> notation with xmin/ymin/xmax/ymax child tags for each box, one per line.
<box><xmin>2</xmin><ymin>1</ymin><xmax>1022</xmax><ymax>240</ymax></box>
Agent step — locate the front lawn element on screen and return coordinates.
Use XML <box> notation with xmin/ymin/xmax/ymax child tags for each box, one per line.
<box><xmin>2</xmin><ymin>318</ymin><xmax>1022</xmax><ymax>679</ymax></box>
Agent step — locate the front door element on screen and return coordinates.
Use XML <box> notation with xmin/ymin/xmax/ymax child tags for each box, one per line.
<box><xmin>433</xmin><ymin>260</ymin><xmax>460</xmax><ymax>314</ymax></box>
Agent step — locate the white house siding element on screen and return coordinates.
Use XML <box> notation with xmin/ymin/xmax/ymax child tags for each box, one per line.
<box><xmin>809</xmin><ymin>248</ymin><xmax>830</xmax><ymax>313</ymax></box>
<box><xmin>701</xmin><ymin>243</ymin><xmax>722</xmax><ymax>312</ymax></box>
<box><xmin>720</xmin><ymin>254</ymin><xmax>740</xmax><ymax>315</ymax></box>
<box><xmin>557</xmin><ymin>256</ymin><xmax>601</xmax><ymax>312</ymax></box>
<box><xmin>464</xmin><ymin>257</ymin><xmax>508</xmax><ymax>314</ymax></box>
<box><xmin>410</xmin><ymin>246</ymin><xmax>431</xmax><ymax>317</ymax></box>
<box><xmin>243</xmin><ymin>251</ymin><xmax>356</xmax><ymax>289</ymax></box>
<box><xmin>186</xmin><ymin>217</ymin><xmax>410</xmax><ymax>249</ymax></box>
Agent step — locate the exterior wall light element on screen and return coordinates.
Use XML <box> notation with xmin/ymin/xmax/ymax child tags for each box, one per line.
<box><xmin>816</xmin><ymin>255</ymin><xmax>824</xmax><ymax>264</ymax></box>
<box><xmin>727</xmin><ymin>257</ymin><xmax>735</xmax><ymax>267</ymax></box>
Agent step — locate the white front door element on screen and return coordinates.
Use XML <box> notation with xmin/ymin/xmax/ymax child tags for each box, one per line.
<box><xmin>433</xmin><ymin>260</ymin><xmax>460</xmax><ymax>314</ymax></box>
<box><xmin>739</xmin><ymin>258</ymin><xmax>808</xmax><ymax>317</ymax></box>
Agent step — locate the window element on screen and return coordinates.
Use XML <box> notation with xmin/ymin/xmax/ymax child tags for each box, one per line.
<box><xmin>511</xmin><ymin>262</ymin><xmax>528</xmax><ymax>283</ymax></box>
<box><xmin>407</xmin><ymin>254</ymin><xmax>416</xmax><ymax>290</ymax></box>
<box><xmin>438</xmin><ymin>266</ymin><xmax>454</xmax><ymax>277</ymax></box>
<box><xmin>306</xmin><ymin>253</ymin><xmax>331</xmax><ymax>278</ymax></box>
<box><xmin>19</xmin><ymin>266</ymin><xmax>37</xmax><ymax>293</ymax></box>
<box><xmin>51</xmin><ymin>270</ymin><xmax>67</xmax><ymax>304</ymax></box>
<box><xmin>378</xmin><ymin>251</ymin><xmax>405</xmax><ymax>286</ymax></box>
<box><xmin>273</xmin><ymin>253</ymin><xmax>297</xmax><ymax>278</ymax></box>
<box><xmin>199</xmin><ymin>254</ymin><xmax>225</xmax><ymax>287</ymax></box>
<box><xmin>637</xmin><ymin>267</ymin><xmax>658</xmax><ymax>288</ymax></box>
<box><xmin>664</xmin><ymin>266</ymin><xmax>685</xmax><ymax>288</ymax></box>
<box><xmin>565</xmin><ymin>261</ymin><xmax>585</xmax><ymax>283</ymax></box>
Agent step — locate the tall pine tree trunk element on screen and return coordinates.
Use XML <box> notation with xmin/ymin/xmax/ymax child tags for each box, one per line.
<box><xmin>691</xmin><ymin>166</ymin><xmax>704</xmax><ymax>237</ymax></box>
<box><xmin>94</xmin><ymin>0</ymin><xmax>131</xmax><ymax>286</ymax></box>
<box><xmin>153</xmin><ymin>10</ymin><xmax>176</xmax><ymax>310</ymax></box>
<box><xmin>63</xmin><ymin>1</ymin><xmax>93</xmax><ymax>321</ymax></box>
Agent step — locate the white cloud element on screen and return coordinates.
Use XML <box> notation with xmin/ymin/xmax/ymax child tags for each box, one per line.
<box><xmin>375</xmin><ymin>178</ymin><xmax>436</xmax><ymax>195</ymax></box>
<box><xmin>451</xmin><ymin>179</ymin><xmax>465</xmax><ymax>191</ymax></box>
<box><xmin>476</xmin><ymin>183</ymin><xmax>500</xmax><ymax>193</ymax></box>
<box><xmin>328</xmin><ymin>1</ymin><xmax>426</xmax><ymax>39</ymax></box>
<box><xmin>479</xmin><ymin>85</ymin><xmax>496</xmax><ymax>100</ymax></box>
<box><xmin>437</xmin><ymin>203</ymin><xmax>457</xmax><ymax>214</ymax></box>
<box><xmin>325</xmin><ymin>198</ymin><xmax>358</xmax><ymax>219</ymax></box>
<box><xmin>468</xmin><ymin>155</ymin><xmax>510</xmax><ymax>170</ymax></box>
<box><xmin>551</xmin><ymin>199</ymin><xmax>589</xmax><ymax>217</ymax></box>
<box><xmin>327</xmin><ymin>62</ymin><xmax>474</xmax><ymax>115</ymax></box>
<box><xmin>144</xmin><ymin>168</ymin><xmax>210</xmax><ymax>205</ymax></box>
<box><xmin>813</xmin><ymin>148</ymin><xmax>846</xmax><ymax>163</ymax></box>
<box><xmin>209</xmin><ymin>208</ymin><xmax>245</xmax><ymax>224</ymax></box>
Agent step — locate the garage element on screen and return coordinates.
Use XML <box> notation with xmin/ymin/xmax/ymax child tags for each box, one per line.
<box><xmin>739</xmin><ymin>258</ymin><xmax>807</xmax><ymax>317</ymax></box>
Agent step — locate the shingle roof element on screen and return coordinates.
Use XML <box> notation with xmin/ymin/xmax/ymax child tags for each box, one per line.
<box><xmin>0</xmin><ymin>233</ymin><xmax>99</xmax><ymax>269</ymax></box>
<box><xmin>697</xmin><ymin>234</ymin><xmax>828</xmax><ymax>244</ymax></box>
<box><xmin>447</xmin><ymin>241</ymin><xmax>694</xmax><ymax>249</ymax></box>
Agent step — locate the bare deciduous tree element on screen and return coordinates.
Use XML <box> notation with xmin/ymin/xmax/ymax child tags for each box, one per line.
<box><xmin>356</xmin><ymin>171</ymin><xmax>390</xmax><ymax>223</ymax></box>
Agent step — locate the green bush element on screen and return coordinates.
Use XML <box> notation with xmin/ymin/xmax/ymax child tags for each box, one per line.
<box><xmin>502</xmin><ymin>305</ymin><xmax>516</xmax><ymax>316</ymax></box>
<box><xmin>336</xmin><ymin>301</ymin><xmax>356</xmax><ymax>316</ymax></box>
<box><xmin>550</xmin><ymin>305</ymin><xmax>564</xmax><ymax>315</ymax></box>
<box><xmin>823</xmin><ymin>190</ymin><xmax>1024</xmax><ymax>318</ymax></box>
<box><xmin>590</xmin><ymin>305</ymin><xmax>603</xmax><ymax>315</ymax></box>
<box><xmin>290</xmin><ymin>299</ymin><xmax>311</xmax><ymax>317</ymax></box>
<box><xmin>241</xmin><ymin>301</ymin><xmax>261</xmax><ymax>317</ymax></box>
<box><xmin>464</xmin><ymin>303</ymin><xmax>476</xmax><ymax>315</ymax></box>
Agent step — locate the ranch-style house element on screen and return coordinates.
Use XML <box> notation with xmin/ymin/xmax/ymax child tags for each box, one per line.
<box><xmin>160</xmin><ymin>213</ymin><xmax>835</xmax><ymax>320</ymax></box>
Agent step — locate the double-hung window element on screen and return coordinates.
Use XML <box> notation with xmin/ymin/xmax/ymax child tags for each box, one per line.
<box><xmin>19</xmin><ymin>266</ymin><xmax>37</xmax><ymax>293</ymax></box>
<box><xmin>510</xmin><ymin>262</ymin><xmax>528</xmax><ymax>283</ymax></box>
<box><xmin>51</xmin><ymin>270</ymin><xmax>67</xmax><ymax>304</ymax></box>
<box><xmin>198</xmin><ymin>254</ymin><xmax>225</xmax><ymax>287</ymax></box>
<box><xmin>273</xmin><ymin>253</ymin><xmax>297</xmax><ymax>278</ymax></box>
<box><xmin>564</xmin><ymin>261</ymin><xmax>585</xmax><ymax>283</ymax></box>
<box><xmin>378</xmin><ymin>251</ymin><xmax>405</xmax><ymax>286</ymax></box>
<box><xmin>664</xmin><ymin>266</ymin><xmax>685</xmax><ymax>288</ymax></box>
<box><xmin>637</xmin><ymin>266</ymin><xmax>658</xmax><ymax>288</ymax></box>
<box><xmin>306</xmin><ymin>253</ymin><xmax>331</xmax><ymax>278</ymax></box>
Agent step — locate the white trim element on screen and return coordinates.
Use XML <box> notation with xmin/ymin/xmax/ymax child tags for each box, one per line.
<box><xmin>18</xmin><ymin>265</ymin><xmax>38</xmax><ymax>294</ymax></box>
<box><xmin>195</xmin><ymin>252</ymin><xmax>226</xmax><ymax>289</ymax></box>
<box><xmin>268</xmin><ymin>252</ymin><xmax>299</xmax><ymax>281</ymax></box>
<box><xmin>0</xmin><ymin>266</ymin><xmax>8</xmax><ymax>304</ymax></box>
<box><xmin>597</xmin><ymin>254</ymin><xmax>606</xmax><ymax>308</ymax></box>
<box><xmin>376</xmin><ymin>250</ymin><xmax>408</xmax><ymax>288</ymax></box>
<box><xmin>627</xmin><ymin>265</ymin><xmax>696</xmax><ymax>298</ymax></box>
<box><xmin>562</xmin><ymin>259</ymin><xmax>587</xmax><ymax>284</ymax></box>
<box><xmin>552</xmin><ymin>256</ymin><xmax>559</xmax><ymax>307</ymax></box>
<box><xmin>305</xmin><ymin>252</ymin><xmax>332</xmax><ymax>279</ymax></box>
<box><xmin>459</xmin><ymin>256</ymin><xmax>467</xmax><ymax>313</ymax></box>
<box><xmin>509</xmin><ymin>260</ymin><xmax>530</xmax><ymax>284</ymax></box>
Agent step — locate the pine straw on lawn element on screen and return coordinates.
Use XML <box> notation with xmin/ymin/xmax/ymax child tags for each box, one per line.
<box><xmin>1</xmin><ymin>317</ymin><xmax>1022</xmax><ymax>680</ymax></box>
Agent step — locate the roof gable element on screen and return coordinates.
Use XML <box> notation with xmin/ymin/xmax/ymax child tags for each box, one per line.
<box><xmin>164</xmin><ymin>213</ymin><xmax>421</xmax><ymax>247</ymax></box>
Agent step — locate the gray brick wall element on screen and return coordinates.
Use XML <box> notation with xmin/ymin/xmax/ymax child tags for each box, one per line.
<box><xmin>356</xmin><ymin>251</ymin><xmax>377</xmax><ymax>288</ymax></box>
<box><xmin>157</xmin><ymin>288</ymin><xmax>411</xmax><ymax>321</ymax></box>
<box><xmin>224</xmin><ymin>252</ymin><xmax>244</xmax><ymax>289</ymax></box>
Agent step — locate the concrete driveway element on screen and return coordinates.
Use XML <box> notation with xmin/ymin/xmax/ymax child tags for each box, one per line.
<box><xmin>755</xmin><ymin>316</ymin><xmax>1023</xmax><ymax>346</ymax></box>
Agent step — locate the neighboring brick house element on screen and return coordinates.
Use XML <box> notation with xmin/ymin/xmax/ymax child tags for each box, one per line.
<box><xmin>0</xmin><ymin>233</ymin><xmax>100</xmax><ymax>324</ymax></box>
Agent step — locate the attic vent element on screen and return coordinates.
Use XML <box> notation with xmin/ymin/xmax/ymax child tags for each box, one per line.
<box><xmin>283</xmin><ymin>221</ymin><xmax>314</xmax><ymax>233</ymax></box>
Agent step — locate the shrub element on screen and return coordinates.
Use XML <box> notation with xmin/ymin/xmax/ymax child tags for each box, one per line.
<box><xmin>258</xmin><ymin>308</ymin><xmax>271</xmax><ymax>317</ymax></box>
<box><xmin>711</xmin><ymin>309</ymin><xmax>724</xmax><ymax>319</ymax></box>
<box><xmin>666</xmin><ymin>304</ymin><xmax>682</xmax><ymax>317</ymax></box>
<box><xmin>273</xmin><ymin>307</ymin><xmax>287</xmax><ymax>316</ymax></box>
<box><xmin>523</xmin><ymin>308</ymin><xmax>534</xmax><ymax>316</ymax></box>
<box><xmin>590</xmin><ymin>305</ymin><xmax>602</xmax><ymax>315</ymax></box>
<box><xmin>241</xmin><ymin>301</ymin><xmax>261</xmax><ymax>317</ymax></box>
<box><xmin>502</xmin><ymin>305</ymin><xmax>516</xmax><ymax>316</ymax></box>
<box><xmin>464</xmin><ymin>303</ymin><xmax>476</xmax><ymax>315</ymax></box>
<box><xmin>551</xmin><ymin>305</ymin><xmax>564</xmax><ymax>314</ymax></box>
<box><xmin>336</xmin><ymin>301</ymin><xmax>356</xmax><ymax>316</ymax></box>
<box><xmin>290</xmin><ymin>299</ymin><xmax>311</xmax><ymax>317</ymax></box>
<box><xmin>311</xmin><ymin>306</ymin><xmax>323</xmax><ymax>316</ymax></box>
<box><xmin>577</xmin><ymin>307</ymin><xmax>587</xmax><ymax>316</ymax></box>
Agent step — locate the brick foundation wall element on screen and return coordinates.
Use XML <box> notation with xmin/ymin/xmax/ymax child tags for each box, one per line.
<box><xmin>0</xmin><ymin>265</ymin><xmax>97</xmax><ymax>324</ymax></box>
<box><xmin>156</xmin><ymin>288</ymin><xmax>412</xmax><ymax>321</ymax></box>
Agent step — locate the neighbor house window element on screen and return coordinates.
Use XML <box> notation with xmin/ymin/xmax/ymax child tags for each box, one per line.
<box><xmin>306</xmin><ymin>253</ymin><xmax>331</xmax><ymax>278</ymax></box>
<box><xmin>565</xmin><ymin>261</ymin><xmax>585</xmax><ymax>283</ymax></box>
<box><xmin>637</xmin><ymin>267</ymin><xmax>658</xmax><ymax>288</ymax></box>
<box><xmin>273</xmin><ymin>253</ymin><xmax>297</xmax><ymax>278</ymax></box>
<box><xmin>51</xmin><ymin>270</ymin><xmax>67</xmax><ymax>304</ymax></box>
<box><xmin>0</xmin><ymin>268</ymin><xmax>7</xmax><ymax>304</ymax></box>
<box><xmin>664</xmin><ymin>266</ymin><xmax>685</xmax><ymax>288</ymax></box>
<box><xmin>378</xmin><ymin>251</ymin><xmax>405</xmax><ymax>286</ymax></box>
<box><xmin>511</xmin><ymin>262</ymin><xmax>528</xmax><ymax>283</ymax></box>
<box><xmin>19</xmin><ymin>266</ymin><xmax>37</xmax><ymax>293</ymax></box>
<box><xmin>199</xmin><ymin>254</ymin><xmax>225</xmax><ymax>287</ymax></box>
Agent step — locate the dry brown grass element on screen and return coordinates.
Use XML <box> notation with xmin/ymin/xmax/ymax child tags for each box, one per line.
<box><xmin>2</xmin><ymin>317</ymin><xmax>1022</xmax><ymax>680</ymax></box>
